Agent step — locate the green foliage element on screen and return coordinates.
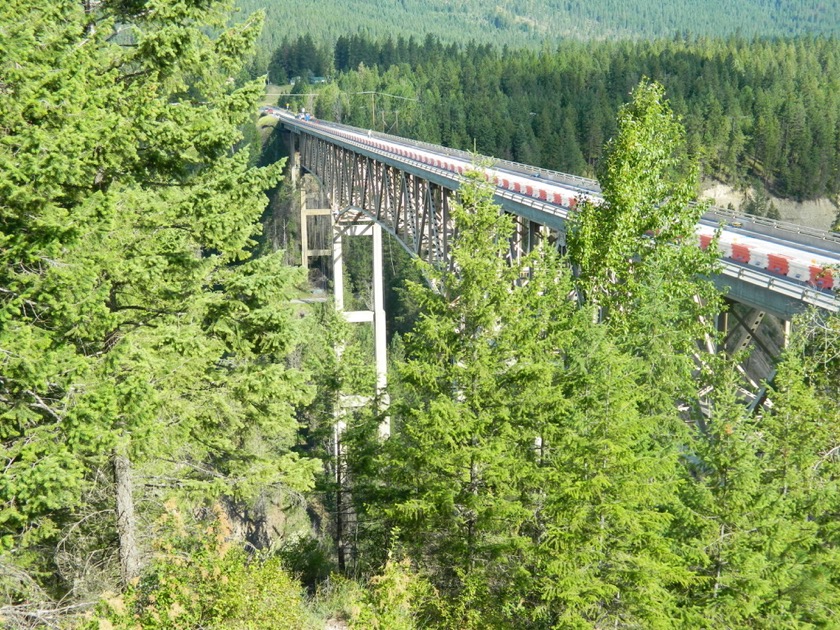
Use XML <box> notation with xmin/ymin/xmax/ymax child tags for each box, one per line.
<box><xmin>304</xmin><ymin>557</ymin><xmax>432</xmax><ymax>630</ymax></box>
<box><xmin>0</xmin><ymin>0</ymin><xmax>316</xmax><ymax>600</ymax></box>
<box><xmin>345</xmin><ymin>173</ymin><xmax>570</xmax><ymax>622</ymax></box>
<box><xmin>237</xmin><ymin>0</ymin><xmax>840</xmax><ymax>54</ymax></box>
<box><xmin>276</xmin><ymin>533</ymin><xmax>335</xmax><ymax>591</ymax></box>
<box><xmin>673</xmin><ymin>333</ymin><xmax>840</xmax><ymax>625</ymax></box>
<box><xmin>342</xmin><ymin>78</ymin><xmax>840</xmax><ymax>627</ymax></box>
<box><xmin>349</xmin><ymin>552</ymin><xmax>432</xmax><ymax>630</ymax></box>
<box><xmin>741</xmin><ymin>183</ymin><xmax>782</xmax><ymax>220</ymax></box>
<box><xmin>88</xmin><ymin>505</ymin><xmax>317</xmax><ymax>629</ymax></box>
<box><xmin>529</xmin><ymin>326</ymin><xmax>693</xmax><ymax>628</ymax></box>
<box><xmin>569</xmin><ymin>80</ymin><xmax>702</xmax><ymax>302</ymax></box>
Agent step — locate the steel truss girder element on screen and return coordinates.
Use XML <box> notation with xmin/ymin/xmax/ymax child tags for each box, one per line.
<box><xmin>300</xmin><ymin>134</ymin><xmax>456</xmax><ymax>266</ymax></box>
<box><xmin>299</xmin><ymin>133</ymin><xmax>554</xmax><ymax>271</ymax></box>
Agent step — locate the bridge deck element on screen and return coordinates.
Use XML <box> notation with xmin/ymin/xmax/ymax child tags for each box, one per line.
<box><xmin>272</xmin><ymin>109</ymin><xmax>839</xmax><ymax>319</ymax></box>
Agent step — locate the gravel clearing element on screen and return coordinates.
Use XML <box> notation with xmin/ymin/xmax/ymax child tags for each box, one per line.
<box><xmin>701</xmin><ymin>180</ymin><xmax>838</xmax><ymax>231</ymax></box>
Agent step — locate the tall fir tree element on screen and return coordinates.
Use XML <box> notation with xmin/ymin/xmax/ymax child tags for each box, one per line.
<box><xmin>675</xmin><ymin>336</ymin><xmax>840</xmax><ymax>625</ymax></box>
<box><xmin>530</xmin><ymin>325</ymin><xmax>694</xmax><ymax>628</ymax></box>
<box><xmin>0</xmin><ymin>0</ymin><xmax>317</xmax><ymax>600</ymax></box>
<box><xmin>344</xmin><ymin>173</ymin><xmax>584</xmax><ymax>626</ymax></box>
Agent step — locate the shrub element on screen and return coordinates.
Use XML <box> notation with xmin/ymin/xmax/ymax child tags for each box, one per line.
<box><xmin>86</xmin><ymin>506</ymin><xmax>316</xmax><ymax>629</ymax></box>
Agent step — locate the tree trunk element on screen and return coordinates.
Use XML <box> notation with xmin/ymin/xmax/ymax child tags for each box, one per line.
<box><xmin>335</xmin><ymin>426</ymin><xmax>346</xmax><ymax>573</ymax></box>
<box><xmin>113</xmin><ymin>448</ymin><xmax>140</xmax><ymax>585</ymax></box>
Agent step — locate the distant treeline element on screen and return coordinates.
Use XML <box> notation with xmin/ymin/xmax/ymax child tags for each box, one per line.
<box><xmin>270</xmin><ymin>34</ymin><xmax>840</xmax><ymax>201</ymax></box>
<box><xmin>236</xmin><ymin>0</ymin><xmax>840</xmax><ymax>54</ymax></box>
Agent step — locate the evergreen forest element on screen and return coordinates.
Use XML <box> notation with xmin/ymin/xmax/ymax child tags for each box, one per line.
<box><xmin>236</xmin><ymin>0</ymin><xmax>840</xmax><ymax>54</ymax></box>
<box><xmin>2</xmin><ymin>0</ymin><xmax>840</xmax><ymax>629</ymax></box>
<box><xmin>274</xmin><ymin>34</ymin><xmax>840</xmax><ymax>205</ymax></box>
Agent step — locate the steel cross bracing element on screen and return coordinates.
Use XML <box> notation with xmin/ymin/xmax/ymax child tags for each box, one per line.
<box><xmin>297</xmin><ymin>130</ymin><xmax>558</xmax><ymax>276</ymax></box>
<box><xmin>299</xmin><ymin>133</ymin><xmax>456</xmax><ymax>267</ymax></box>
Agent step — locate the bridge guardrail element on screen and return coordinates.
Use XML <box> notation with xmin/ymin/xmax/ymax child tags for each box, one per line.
<box><xmin>702</xmin><ymin>206</ymin><xmax>840</xmax><ymax>247</ymax></box>
<box><xmin>359</xmin><ymin>123</ymin><xmax>840</xmax><ymax>249</ymax></box>
<box><xmin>364</xmin><ymin>127</ymin><xmax>602</xmax><ymax>193</ymax></box>
<box><xmin>720</xmin><ymin>263</ymin><xmax>840</xmax><ymax>313</ymax></box>
<box><xmin>281</xmin><ymin>115</ymin><xmax>840</xmax><ymax>312</ymax></box>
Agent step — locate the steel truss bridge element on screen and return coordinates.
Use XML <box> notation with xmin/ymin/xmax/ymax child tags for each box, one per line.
<box><xmin>272</xmin><ymin>110</ymin><xmax>840</xmax><ymax>398</ymax></box>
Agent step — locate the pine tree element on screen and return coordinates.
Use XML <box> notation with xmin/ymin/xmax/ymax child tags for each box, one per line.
<box><xmin>531</xmin><ymin>326</ymin><xmax>693</xmax><ymax>628</ymax></box>
<box><xmin>676</xmin><ymin>332</ymin><xmax>840</xmax><ymax>625</ymax></box>
<box><xmin>346</xmin><ymin>173</ymin><xmax>582</xmax><ymax>625</ymax></box>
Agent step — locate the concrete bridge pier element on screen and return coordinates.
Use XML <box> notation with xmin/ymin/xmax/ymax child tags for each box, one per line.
<box><xmin>297</xmin><ymin>188</ymin><xmax>388</xmax><ymax>423</ymax></box>
<box><xmin>331</xmin><ymin>213</ymin><xmax>390</xmax><ymax>437</ymax></box>
<box><xmin>286</xmin><ymin>130</ymin><xmax>299</xmax><ymax>185</ymax></box>
<box><xmin>299</xmin><ymin>192</ymin><xmax>391</xmax><ymax>572</ymax></box>
<box><xmin>300</xmin><ymin>190</ymin><xmax>331</xmax><ymax>265</ymax></box>
<box><xmin>331</xmin><ymin>215</ymin><xmax>390</xmax><ymax>574</ymax></box>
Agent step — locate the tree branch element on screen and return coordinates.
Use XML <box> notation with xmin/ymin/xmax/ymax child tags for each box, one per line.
<box><xmin>24</xmin><ymin>390</ymin><xmax>64</xmax><ymax>423</ymax></box>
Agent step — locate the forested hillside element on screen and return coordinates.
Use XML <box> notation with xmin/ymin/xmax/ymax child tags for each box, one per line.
<box><xmin>4</xmin><ymin>0</ymin><xmax>840</xmax><ymax>628</ymax></box>
<box><xmin>335</xmin><ymin>84</ymin><xmax>840</xmax><ymax>627</ymax></box>
<box><xmin>275</xmin><ymin>34</ymin><xmax>840</xmax><ymax>203</ymax></box>
<box><xmin>236</xmin><ymin>0</ymin><xmax>840</xmax><ymax>52</ymax></box>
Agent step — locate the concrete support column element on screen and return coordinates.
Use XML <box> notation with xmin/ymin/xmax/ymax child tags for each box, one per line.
<box><xmin>372</xmin><ymin>223</ymin><xmax>390</xmax><ymax>437</ymax></box>
<box><xmin>333</xmin><ymin>224</ymin><xmax>345</xmax><ymax>311</ymax></box>
<box><xmin>333</xmin><ymin>415</ymin><xmax>346</xmax><ymax>572</ymax></box>
<box><xmin>372</xmin><ymin>223</ymin><xmax>387</xmax><ymax>389</ymax></box>
<box><xmin>300</xmin><ymin>187</ymin><xmax>308</xmax><ymax>265</ymax></box>
<box><xmin>287</xmin><ymin>132</ymin><xmax>298</xmax><ymax>185</ymax></box>
<box><xmin>300</xmin><ymin>187</ymin><xmax>332</xmax><ymax>269</ymax></box>
<box><xmin>332</xmin><ymin>217</ymin><xmax>389</xmax><ymax>437</ymax></box>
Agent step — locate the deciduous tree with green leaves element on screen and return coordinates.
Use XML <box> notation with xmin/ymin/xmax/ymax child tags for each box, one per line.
<box><xmin>567</xmin><ymin>79</ymin><xmax>722</xmax><ymax>411</ymax></box>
